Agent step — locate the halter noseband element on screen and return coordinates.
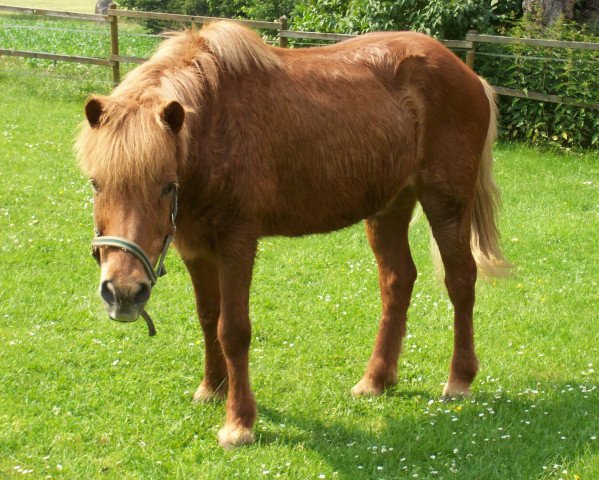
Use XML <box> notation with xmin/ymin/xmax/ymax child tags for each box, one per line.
<box><xmin>91</xmin><ymin>188</ymin><xmax>178</xmax><ymax>336</ymax></box>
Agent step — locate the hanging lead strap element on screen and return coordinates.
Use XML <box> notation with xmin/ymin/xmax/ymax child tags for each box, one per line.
<box><xmin>140</xmin><ymin>310</ymin><xmax>157</xmax><ymax>336</ymax></box>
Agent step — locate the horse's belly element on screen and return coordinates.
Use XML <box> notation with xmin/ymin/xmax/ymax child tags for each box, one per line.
<box><xmin>260</xmin><ymin>176</ymin><xmax>407</xmax><ymax>237</ymax></box>
<box><xmin>262</xmin><ymin>208</ymin><xmax>370</xmax><ymax>237</ymax></box>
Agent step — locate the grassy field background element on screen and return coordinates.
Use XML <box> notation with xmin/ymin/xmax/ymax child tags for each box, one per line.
<box><xmin>0</xmin><ymin>4</ymin><xmax>166</xmax><ymax>87</ymax></box>
<box><xmin>0</xmin><ymin>17</ymin><xmax>598</xmax><ymax>479</ymax></box>
<box><xmin>1</xmin><ymin>1</ymin><xmax>96</xmax><ymax>13</ymax></box>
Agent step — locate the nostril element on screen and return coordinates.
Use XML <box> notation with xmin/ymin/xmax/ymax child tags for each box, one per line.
<box><xmin>134</xmin><ymin>282</ymin><xmax>151</xmax><ymax>306</ymax></box>
<box><xmin>100</xmin><ymin>280</ymin><xmax>116</xmax><ymax>305</ymax></box>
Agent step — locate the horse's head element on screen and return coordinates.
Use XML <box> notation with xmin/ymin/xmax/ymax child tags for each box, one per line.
<box><xmin>77</xmin><ymin>95</ymin><xmax>186</xmax><ymax>322</ymax></box>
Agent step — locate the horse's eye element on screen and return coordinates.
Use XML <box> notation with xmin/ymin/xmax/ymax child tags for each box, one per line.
<box><xmin>90</xmin><ymin>179</ymin><xmax>100</xmax><ymax>193</ymax></box>
<box><xmin>161</xmin><ymin>183</ymin><xmax>176</xmax><ymax>196</ymax></box>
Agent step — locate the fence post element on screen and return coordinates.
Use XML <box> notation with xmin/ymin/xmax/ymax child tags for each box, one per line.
<box><xmin>279</xmin><ymin>16</ymin><xmax>288</xmax><ymax>48</ymax></box>
<box><xmin>465</xmin><ymin>30</ymin><xmax>476</xmax><ymax>70</ymax></box>
<box><xmin>108</xmin><ymin>3</ymin><xmax>120</xmax><ymax>84</ymax></box>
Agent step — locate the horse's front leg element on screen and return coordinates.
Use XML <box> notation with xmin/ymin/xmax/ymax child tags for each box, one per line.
<box><xmin>215</xmin><ymin>230</ymin><xmax>258</xmax><ymax>448</ymax></box>
<box><xmin>184</xmin><ymin>256</ymin><xmax>228</xmax><ymax>402</ymax></box>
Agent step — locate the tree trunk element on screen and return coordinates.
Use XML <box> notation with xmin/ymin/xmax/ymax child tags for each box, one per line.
<box><xmin>522</xmin><ymin>0</ymin><xmax>576</xmax><ymax>25</ymax></box>
<box><xmin>95</xmin><ymin>0</ymin><xmax>111</xmax><ymax>15</ymax></box>
<box><xmin>577</xmin><ymin>0</ymin><xmax>599</xmax><ymax>26</ymax></box>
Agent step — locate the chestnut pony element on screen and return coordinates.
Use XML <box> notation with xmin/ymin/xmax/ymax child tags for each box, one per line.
<box><xmin>76</xmin><ymin>21</ymin><xmax>510</xmax><ymax>448</ymax></box>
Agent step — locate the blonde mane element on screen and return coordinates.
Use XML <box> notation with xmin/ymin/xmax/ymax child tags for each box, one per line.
<box><xmin>76</xmin><ymin>21</ymin><xmax>280</xmax><ymax>196</ymax></box>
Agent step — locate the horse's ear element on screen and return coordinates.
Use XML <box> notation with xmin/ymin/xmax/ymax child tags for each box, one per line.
<box><xmin>160</xmin><ymin>101</ymin><xmax>185</xmax><ymax>134</ymax></box>
<box><xmin>85</xmin><ymin>96</ymin><xmax>104</xmax><ymax>128</ymax></box>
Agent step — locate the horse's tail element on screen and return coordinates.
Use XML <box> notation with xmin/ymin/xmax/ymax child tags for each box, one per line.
<box><xmin>430</xmin><ymin>77</ymin><xmax>512</xmax><ymax>280</ymax></box>
<box><xmin>470</xmin><ymin>77</ymin><xmax>512</xmax><ymax>278</ymax></box>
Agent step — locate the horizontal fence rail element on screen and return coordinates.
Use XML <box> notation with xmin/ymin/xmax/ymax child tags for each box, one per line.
<box><xmin>0</xmin><ymin>48</ymin><xmax>111</xmax><ymax>66</ymax></box>
<box><xmin>0</xmin><ymin>4</ymin><xmax>107</xmax><ymax>22</ymax></box>
<box><xmin>108</xmin><ymin>8</ymin><xmax>281</xmax><ymax>30</ymax></box>
<box><xmin>466</xmin><ymin>32</ymin><xmax>599</xmax><ymax>51</ymax></box>
<box><xmin>279</xmin><ymin>29</ymin><xmax>473</xmax><ymax>50</ymax></box>
<box><xmin>493</xmin><ymin>86</ymin><xmax>598</xmax><ymax>109</ymax></box>
<box><xmin>109</xmin><ymin>54</ymin><xmax>146</xmax><ymax>65</ymax></box>
<box><xmin>0</xmin><ymin>4</ymin><xmax>597</xmax><ymax>108</ymax></box>
<box><xmin>280</xmin><ymin>29</ymin><xmax>356</xmax><ymax>42</ymax></box>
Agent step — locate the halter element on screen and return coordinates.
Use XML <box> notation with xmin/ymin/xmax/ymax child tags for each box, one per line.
<box><xmin>91</xmin><ymin>188</ymin><xmax>178</xmax><ymax>336</ymax></box>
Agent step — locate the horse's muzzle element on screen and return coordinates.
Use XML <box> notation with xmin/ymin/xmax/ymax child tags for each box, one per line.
<box><xmin>100</xmin><ymin>279</ymin><xmax>151</xmax><ymax>322</ymax></box>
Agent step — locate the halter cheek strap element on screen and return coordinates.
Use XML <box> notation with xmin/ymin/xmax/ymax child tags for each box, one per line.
<box><xmin>91</xmin><ymin>190</ymin><xmax>178</xmax><ymax>336</ymax></box>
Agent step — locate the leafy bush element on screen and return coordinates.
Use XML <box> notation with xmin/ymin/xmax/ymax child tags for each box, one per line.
<box><xmin>117</xmin><ymin>0</ymin><xmax>207</xmax><ymax>16</ymax></box>
<box><xmin>117</xmin><ymin>0</ymin><xmax>521</xmax><ymax>38</ymax></box>
<box><xmin>117</xmin><ymin>0</ymin><xmax>296</xmax><ymax>21</ymax></box>
<box><xmin>477</xmin><ymin>15</ymin><xmax>599</xmax><ymax>149</ymax></box>
<box><xmin>291</xmin><ymin>0</ymin><xmax>521</xmax><ymax>39</ymax></box>
<box><xmin>242</xmin><ymin>0</ymin><xmax>297</xmax><ymax>21</ymax></box>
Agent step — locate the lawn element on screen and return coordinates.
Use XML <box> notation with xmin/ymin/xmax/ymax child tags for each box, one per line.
<box><xmin>0</xmin><ymin>68</ymin><xmax>598</xmax><ymax>480</ymax></box>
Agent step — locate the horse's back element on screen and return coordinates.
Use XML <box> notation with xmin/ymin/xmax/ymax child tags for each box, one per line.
<box><xmin>214</xmin><ymin>31</ymin><xmax>489</xmax><ymax>236</ymax></box>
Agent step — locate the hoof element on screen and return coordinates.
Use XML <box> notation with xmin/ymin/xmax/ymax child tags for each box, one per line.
<box><xmin>442</xmin><ymin>380</ymin><xmax>472</xmax><ymax>400</ymax></box>
<box><xmin>217</xmin><ymin>423</ymin><xmax>255</xmax><ymax>449</ymax></box>
<box><xmin>193</xmin><ymin>381</ymin><xmax>227</xmax><ymax>403</ymax></box>
<box><xmin>351</xmin><ymin>377</ymin><xmax>385</xmax><ymax>397</ymax></box>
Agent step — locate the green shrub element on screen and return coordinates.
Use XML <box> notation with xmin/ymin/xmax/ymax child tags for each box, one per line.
<box><xmin>242</xmin><ymin>0</ymin><xmax>297</xmax><ymax>21</ymax></box>
<box><xmin>291</xmin><ymin>0</ymin><xmax>521</xmax><ymax>39</ymax></box>
<box><xmin>117</xmin><ymin>0</ymin><xmax>521</xmax><ymax>38</ymax></box>
<box><xmin>117</xmin><ymin>0</ymin><xmax>209</xmax><ymax>16</ymax></box>
<box><xmin>477</xmin><ymin>15</ymin><xmax>599</xmax><ymax>149</ymax></box>
<box><xmin>117</xmin><ymin>0</ymin><xmax>296</xmax><ymax>21</ymax></box>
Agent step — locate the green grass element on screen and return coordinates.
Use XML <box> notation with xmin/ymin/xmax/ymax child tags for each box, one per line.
<box><xmin>1</xmin><ymin>0</ymin><xmax>97</xmax><ymax>13</ymax></box>
<box><xmin>0</xmin><ymin>71</ymin><xmax>598</xmax><ymax>480</ymax></box>
<box><xmin>0</xmin><ymin>12</ymin><xmax>162</xmax><ymax>86</ymax></box>
<box><xmin>0</xmin><ymin>15</ymin><xmax>160</xmax><ymax>58</ymax></box>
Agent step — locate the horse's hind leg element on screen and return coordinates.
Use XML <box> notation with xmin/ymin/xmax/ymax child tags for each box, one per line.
<box><xmin>418</xmin><ymin>185</ymin><xmax>479</xmax><ymax>398</ymax></box>
<box><xmin>352</xmin><ymin>189</ymin><xmax>417</xmax><ymax>396</ymax></box>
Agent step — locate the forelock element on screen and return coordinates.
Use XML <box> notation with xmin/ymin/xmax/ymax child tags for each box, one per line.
<box><xmin>75</xmin><ymin>98</ymin><xmax>177</xmax><ymax>198</ymax></box>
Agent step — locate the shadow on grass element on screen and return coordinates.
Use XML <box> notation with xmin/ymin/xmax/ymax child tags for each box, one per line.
<box><xmin>256</xmin><ymin>382</ymin><xmax>597</xmax><ymax>479</ymax></box>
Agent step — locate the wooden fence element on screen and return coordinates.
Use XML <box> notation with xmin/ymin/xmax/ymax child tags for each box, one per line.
<box><xmin>0</xmin><ymin>3</ymin><xmax>597</xmax><ymax>108</ymax></box>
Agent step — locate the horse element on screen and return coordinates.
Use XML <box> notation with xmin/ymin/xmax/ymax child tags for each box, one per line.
<box><xmin>76</xmin><ymin>21</ymin><xmax>510</xmax><ymax>448</ymax></box>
